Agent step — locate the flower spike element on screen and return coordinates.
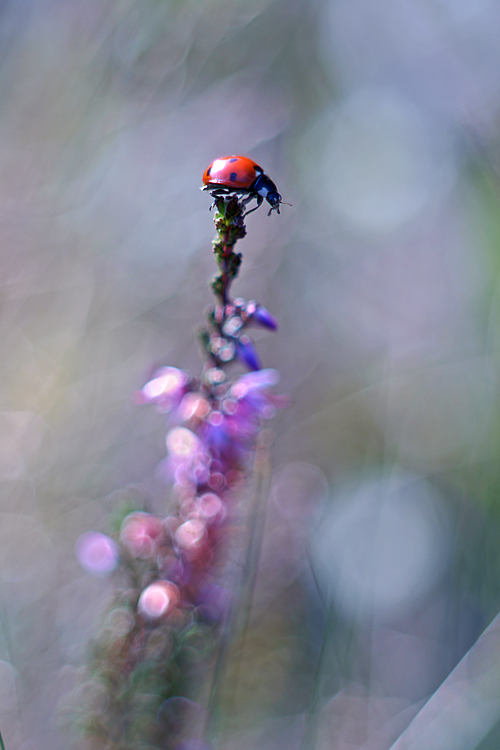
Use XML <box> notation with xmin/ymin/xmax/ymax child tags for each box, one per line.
<box><xmin>78</xmin><ymin>156</ymin><xmax>284</xmax><ymax>750</ymax></box>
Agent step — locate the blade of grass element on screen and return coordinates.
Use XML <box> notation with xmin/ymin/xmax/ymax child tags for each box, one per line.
<box><xmin>205</xmin><ymin>438</ymin><xmax>273</xmax><ymax>746</ymax></box>
<box><xmin>387</xmin><ymin>610</ymin><xmax>500</xmax><ymax>750</ymax></box>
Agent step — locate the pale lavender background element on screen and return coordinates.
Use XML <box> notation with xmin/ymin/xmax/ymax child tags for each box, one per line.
<box><xmin>1</xmin><ymin>1</ymin><xmax>500</xmax><ymax>748</ymax></box>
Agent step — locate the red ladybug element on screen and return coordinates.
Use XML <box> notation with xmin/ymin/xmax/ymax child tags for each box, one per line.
<box><xmin>202</xmin><ymin>156</ymin><xmax>283</xmax><ymax>216</ymax></box>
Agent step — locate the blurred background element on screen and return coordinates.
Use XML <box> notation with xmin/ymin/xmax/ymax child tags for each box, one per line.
<box><xmin>2</xmin><ymin>0</ymin><xmax>500</xmax><ymax>748</ymax></box>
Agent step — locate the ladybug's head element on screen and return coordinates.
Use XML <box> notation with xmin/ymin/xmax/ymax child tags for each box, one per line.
<box><xmin>265</xmin><ymin>189</ymin><xmax>282</xmax><ymax>215</ymax></box>
<box><xmin>253</xmin><ymin>173</ymin><xmax>282</xmax><ymax>215</ymax></box>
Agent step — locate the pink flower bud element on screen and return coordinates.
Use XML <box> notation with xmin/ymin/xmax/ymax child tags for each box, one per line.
<box><xmin>138</xmin><ymin>580</ymin><xmax>180</xmax><ymax>620</ymax></box>
<box><xmin>175</xmin><ymin>518</ymin><xmax>206</xmax><ymax>550</ymax></box>
<box><xmin>198</xmin><ymin>493</ymin><xmax>226</xmax><ymax>523</ymax></box>
<box><xmin>120</xmin><ymin>512</ymin><xmax>164</xmax><ymax>558</ymax></box>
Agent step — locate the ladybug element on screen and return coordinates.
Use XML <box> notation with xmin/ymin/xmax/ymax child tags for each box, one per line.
<box><xmin>202</xmin><ymin>156</ymin><xmax>283</xmax><ymax>216</ymax></box>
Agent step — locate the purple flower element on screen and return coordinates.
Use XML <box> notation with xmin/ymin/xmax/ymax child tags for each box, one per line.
<box><xmin>234</xmin><ymin>368</ymin><xmax>280</xmax><ymax>391</ymax></box>
<box><xmin>230</xmin><ymin>369</ymin><xmax>280</xmax><ymax>419</ymax></box>
<box><xmin>199</xmin><ymin>410</ymin><xmax>232</xmax><ymax>452</ymax></box>
<box><xmin>177</xmin><ymin>392</ymin><xmax>211</xmax><ymax>423</ymax></box>
<box><xmin>246</xmin><ymin>300</ymin><xmax>278</xmax><ymax>330</ymax></box>
<box><xmin>164</xmin><ymin>426</ymin><xmax>211</xmax><ymax>486</ymax></box>
<box><xmin>235</xmin><ymin>336</ymin><xmax>261</xmax><ymax>370</ymax></box>
<box><xmin>136</xmin><ymin>366</ymin><xmax>189</xmax><ymax>412</ymax></box>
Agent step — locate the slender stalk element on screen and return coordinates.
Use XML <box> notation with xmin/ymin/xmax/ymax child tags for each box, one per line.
<box><xmin>77</xmin><ymin>172</ymin><xmax>280</xmax><ymax>750</ymax></box>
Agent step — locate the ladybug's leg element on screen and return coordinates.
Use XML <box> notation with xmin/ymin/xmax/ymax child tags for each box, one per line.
<box><xmin>243</xmin><ymin>194</ymin><xmax>263</xmax><ymax>217</ymax></box>
<box><xmin>206</xmin><ymin>186</ymin><xmax>231</xmax><ymax>211</ymax></box>
<box><xmin>240</xmin><ymin>193</ymin><xmax>254</xmax><ymax>206</ymax></box>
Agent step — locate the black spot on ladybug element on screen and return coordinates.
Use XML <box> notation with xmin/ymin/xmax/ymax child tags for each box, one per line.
<box><xmin>254</xmin><ymin>165</ymin><xmax>263</xmax><ymax>174</ymax></box>
<box><xmin>230</xmin><ymin>172</ymin><xmax>237</xmax><ymax>182</ymax></box>
<box><xmin>207</xmin><ymin>166</ymin><xmax>212</xmax><ymax>176</ymax></box>
<box><xmin>229</xmin><ymin>158</ymin><xmax>238</xmax><ymax>163</ymax></box>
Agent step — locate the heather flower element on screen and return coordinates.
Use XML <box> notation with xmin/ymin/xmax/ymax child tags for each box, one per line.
<box><xmin>136</xmin><ymin>365</ymin><xmax>190</xmax><ymax>412</ymax></box>
<box><xmin>78</xmin><ymin>165</ymin><xmax>282</xmax><ymax>750</ymax></box>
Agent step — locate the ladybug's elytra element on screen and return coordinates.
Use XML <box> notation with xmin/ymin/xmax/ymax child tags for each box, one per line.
<box><xmin>202</xmin><ymin>156</ymin><xmax>283</xmax><ymax>216</ymax></box>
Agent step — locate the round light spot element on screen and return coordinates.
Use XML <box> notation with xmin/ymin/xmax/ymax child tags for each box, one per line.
<box><xmin>76</xmin><ymin>532</ymin><xmax>119</xmax><ymax>575</ymax></box>
<box><xmin>311</xmin><ymin>471</ymin><xmax>451</xmax><ymax>621</ymax></box>
<box><xmin>138</xmin><ymin>580</ymin><xmax>180</xmax><ymax>619</ymax></box>
<box><xmin>306</xmin><ymin>88</ymin><xmax>456</xmax><ymax>235</ymax></box>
